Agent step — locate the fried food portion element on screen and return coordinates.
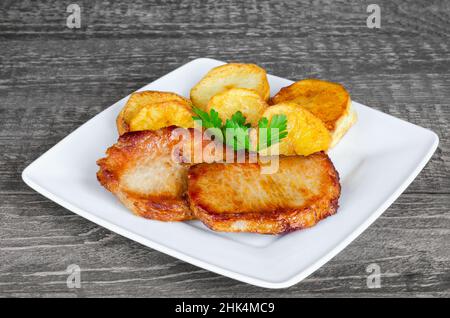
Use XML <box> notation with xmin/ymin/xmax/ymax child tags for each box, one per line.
<box><xmin>188</xmin><ymin>153</ymin><xmax>340</xmax><ymax>234</ymax></box>
<box><xmin>271</xmin><ymin>79</ymin><xmax>356</xmax><ymax>147</ymax></box>
<box><xmin>261</xmin><ymin>102</ymin><xmax>331</xmax><ymax>156</ymax></box>
<box><xmin>116</xmin><ymin>91</ymin><xmax>193</xmax><ymax>135</ymax></box>
<box><xmin>190</xmin><ymin>63</ymin><xmax>270</xmax><ymax>110</ymax></box>
<box><xmin>97</xmin><ymin>126</ymin><xmax>226</xmax><ymax>221</ymax></box>
<box><xmin>129</xmin><ymin>100</ymin><xmax>194</xmax><ymax>132</ymax></box>
<box><xmin>206</xmin><ymin>88</ymin><xmax>268</xmax><ymax>127</ymax></box>
<box><xmin>97</xmin><ymin>128</ymin><xmax>194</xmax><ymax>221</ymax></box>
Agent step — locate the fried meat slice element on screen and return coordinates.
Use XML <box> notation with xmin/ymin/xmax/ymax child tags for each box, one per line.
<box><xmin>187</xmin><ymin>153</ymin><xmax>340</xmax><ymax>234</ymax></box>
<box><xmin>97</xmin><ymin>128</ymin><xmax>194</xmax><ymax>221</ymax></box>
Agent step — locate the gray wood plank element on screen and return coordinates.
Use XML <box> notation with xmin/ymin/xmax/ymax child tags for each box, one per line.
<box><xmin>0</xmin><ymin>0</ymin><xmax>449</xmax><ymax>297</ymax></box>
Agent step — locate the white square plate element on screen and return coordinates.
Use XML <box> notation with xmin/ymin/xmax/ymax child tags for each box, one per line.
<box><xmin>22</xmin><ymin>58</ymin><xmax>438</xmax><ymax>289</ymax></box>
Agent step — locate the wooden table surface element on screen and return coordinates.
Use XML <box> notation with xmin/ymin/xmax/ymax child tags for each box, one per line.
<box><xmin>1</xmin><ymin>0</ymin><xmax>449</xmax><ymax>297</ymax></box>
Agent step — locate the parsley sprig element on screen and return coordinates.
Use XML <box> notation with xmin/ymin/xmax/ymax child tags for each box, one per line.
<box><xmin>192</xmin><ymin>107</ymin><xmax>287</xmax><ymax>151</ymax></box>
<box><xmin>257</xmin><ymin>115</ymin><xmax>288</xmax><ymax>150</ymax></box>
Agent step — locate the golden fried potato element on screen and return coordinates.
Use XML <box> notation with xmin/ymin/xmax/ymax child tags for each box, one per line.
<box><xmin>117</xmin><ymin>91</ymin><xmax>192</xmax><ymax>135</ymax></box>
<box><xmin>190</xmin><ymin>63</ymin><xmax>270</xmax><ymax>110</ymax></box>
<box><xmin>206</xmin><ymin>88</ymin><xmax>268</xmax><ymax>126</ymax></box>
<box><xmin>261</xmin><ymin>102</ymin><xmax>331</xmax><ymax>156</ymax></box>
<box><xmin>271</xmin><ymin>79</ymin><xmax>356</xmax><ymax>147</ymax></box>
<box><xmin>129</xmin><ymin>100</ymin><xmax>194</xmax><ymax>132</ymax></box>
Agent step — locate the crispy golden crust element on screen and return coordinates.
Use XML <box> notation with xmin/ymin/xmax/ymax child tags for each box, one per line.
<box><xmin>129</xmin><ymin>100</ymin><xmax>194</xmax><ymax>132</ymax></box>
<box><xmin>116</xmin><ymin>91</ymin><xmax>192</xmax><ymax>135</ymax></box>
<box><xmin>97</xmin><ymin>127</ymin><xmax>226</xmax><ymax>221</ymax></box>
<box><xmin>271</xmin><ymin>79</ymin><xmax>356</xmax><ymax>147</ymax></box>
<box><xmin>271</xmin><ymin>79</ymin><xmax>350</xmax><ymax>130</ymax></box>
<box><xmin>206</xmin><ymin>88</ymin><xmax>268</xmax><ymax>127</ymax></box>
<box><xmin>187</xmin><ymin>153</ymin><xmax>340</xmax><ymax>234</ymax></box>
<box><xmin>190</xmin><ymin>63</ymin><xmax>270</xmax><ymax>110</ymax></box>
<box><xmin>116</xmin><ymin>108</ymin><xmax>129</xmax><ymax>136</ymax></box>
<box><xmin>261</xmin><ymin>102</ymin><xmax>331</xmax><ymax>156</ymax></box>
<box><xmin>97</xmin><ymin>128</ymin><xmax>195</xmax><ymax>221</ymax></box>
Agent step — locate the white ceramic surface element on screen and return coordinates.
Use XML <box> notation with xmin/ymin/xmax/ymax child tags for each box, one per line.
<box><xmin>22</xmin><ymin>58</ymin><xmax>439</xmax><ymax>288</ymax></box>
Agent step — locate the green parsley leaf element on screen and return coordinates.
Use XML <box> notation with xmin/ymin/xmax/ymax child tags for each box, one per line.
<box><xmin>224</xmin><ymin>116</ymin><xmax>250</xmax><ymax>151</ymax></box>
<box><xmin>230</xmin><ymin>111</ymin><xmax>251</xmax><ymax>128</ymax></box>
<box><xmin>257</xmin><ymin>114</ymin><xmax>288</xmax><ymax>150</ymax></box>
<box><xmin>192</xmin><ymin>107</ymin><xmax>222</xmax><ymax>129</ymax></box>
<box><xmin>191</xmin><ymin>107</ymin><xmax>287</xmax><ymax>152</ymax></box>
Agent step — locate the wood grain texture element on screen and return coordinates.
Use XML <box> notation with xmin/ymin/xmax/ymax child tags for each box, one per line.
<box><xmin>0</xmin><ymin>0</ymin><xmax>449</xmax><ymax>297</ymax></box>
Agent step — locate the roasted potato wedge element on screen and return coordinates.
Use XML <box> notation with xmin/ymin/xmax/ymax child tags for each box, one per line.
<box><xmin>261</xmin><ymin>102</ymin><xmax>331</xmax><ymax>156</ymax></box>
<box><xmin>190</xmin><ymin>63</ymin><xmax>270</xmax><ymax>110</ymax></box>
<box><xmin>206</xmin><ymin>88</ymin><xmax>268</xmax><ymax>126</ymax></box>
<box><xmin>117</xmin><ymin>91</ymin><xmax>192</xmax><ymax>135</ymax></box>
<box><xmin>129</xmin><ymin>100</ymin><xmax>194</xmax><ymax>132</ymax></box>
<box><xmin>271</xmin><ymin>79</ymin><xmax>356</xmax><ymax>147</ymax></box>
